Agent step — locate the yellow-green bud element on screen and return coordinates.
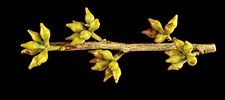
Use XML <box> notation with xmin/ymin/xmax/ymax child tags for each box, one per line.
<box><xmin>85</xmin><ymin>7</ymin><xmax>95</xmax><ymax>24</ymax></box>
<box><xmin>148</xmin><ymin>18</ymin><xmax>164</xmax><ymax>33</ymax></box>
<box><xmin>173</xmin><ymin>37</ymin><xmax>184</xmax><ymax>51</ymax></box>
<box><xmin>27</xmin><ymin>29</ymin><xmax>43</xmax><ymax>44</ymax></box>
<box><xmin>166</xmin><ymin>55</ymin><xmax>185</xmax><ymax>64</ymax></box>
<box><xmin>183</xmin><ymin>41</ymin><xmax>193</xmax><ymax>54</ymax></box>
<box><xmin>28</xmin><ymin>49</ymin><xmax>48</xmax><ymax>70</ymax></box>
<box><xmin>187</xmin><ymin>55</ymin><xmax>197</xmax><ymax>66</ymax></box>
<box><xmin>70</xmin><ymin>37</ymin><xmax>85</xmax><ymax>45</ymax></box>
<box><xmin>88</xmin><ymin>19</ymin><xmax>100</xmax><ymax>32</ymax></box>
<box><xmin>65</xmin><ymin>33</ymin><xmax>80</xmax><ymax>40</ymax></box>
<box><xmin>79</xmin><ymin>30</ymin><xmax>92</xmax><ymax>40</ymax></box>
<box><xmin>164</xmin><ymin>14</ymin><xmax>178</xmax><ymax>34</ymax></box>
<box><xmin>91</xmin><ymin>60</ymin><xmax>109</xmax><ymax>71</ymax></box>
<box><xmin>21</xmin><ymin>41</ymin><xmax>45</xmax><ymax>50</ymax></box>
<box><xmin>168</xmin><ymin>60</ymin><xmax>186</xmax><ymax>70</ymax></box>
<box><xmin>108</xmin><ymin>61</ymin><xmax>121</xmax><ymax>83</ymax></box>
<box><xmin>100</xmin><ymin>50</ymin><xmax>115</xmax><ymax>60</ymax></box>
<box><xmin>112</xmin><ymin>67</ymin><xmax>121</xmax><ymax>84</ymax></box>
<box><xmin>88</xmin><ymin>49</ymin><xmax>104</xmax><ymax>58</ymax></box>
<box><xmin>165</xmin><ymin>50</ymin><xmax>181</xmax><ymax>57</ymax></box>
<box><xmin>40</xmin><ymin>23</ymin><xmax>50</xmax><ymax>45</ymax></box>
<box><xmin>154</xmin><ymin>33</ymin><xmax>167</xmax><ymax>43</ymax></box>
<box><xmin>66</xmin><ymin>21</ymin><xmax>85</xmax><ymax>33</ymax></box>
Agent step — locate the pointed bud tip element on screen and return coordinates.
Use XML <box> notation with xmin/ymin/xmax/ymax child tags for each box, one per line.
<box><xmin>85</xmin><ymin>7</ymin><xmax>90</xmax><ymax>12</ymax></box>
<box><xmin>148</xmin><ymin>18</ymin><xmax>153</xmax><ymax>21</ymax></box>
<box><xmin>27</xmin><ymin>29</ymin><xmax>32</xmax><ymax>32</ymax></box>
<box><xmin>65</xmin><ymin>23</ymin><xmax>71</xmax><ymax>27</ymax></box>
<box><xmin>40</xmin><ymin>23</ymin><xmax>44</xmax><ymax>26</ymax></box>
<box><xmin>114</xmin><ymin>78</ymin><xmax>119</xmax><ymax>83</ymax></box>
<box><xmin>174</xmin><ymin>14</ymin><xmax>178</xmax><ymax>18</ymax></box>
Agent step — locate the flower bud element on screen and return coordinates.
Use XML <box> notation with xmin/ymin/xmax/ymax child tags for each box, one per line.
<box><xmin>168</xmin><ymin>60</ymin><xmax>186</xmax><ymax>70</ymax></box>
<box><xmin>91</xmin><ymin>60</ymin><xmax>109</xmax><ymax>71</ymax></box>
<box><xmin>148</xmin><ymin>18</ymin><xmax>164</xmax><ymax>33</ymax></box>
<box><xmin>28</xmin><ymin>49</ymin><xmax>48</xmax><ymax>70</ymax></box>
<box><xmin>79</xmin><ymin>30</ymin><xmax>92</xmax><ymax>40</ymax></box>
<box><xmin>70</xmin><ymin>37</ymin><xmax>85</xmax><ymax>45</ymax></box>
<box><xmin>40</xmin><ymin>23</ymin><xmax>50</xmax><ymax>45</ymax></box>
<box><xmin>108</xmin><ymin>61</ymin><xmax>121</xmax><ymax>83</ymax></box>
<box><xmin>183</xmin><ymin>41</ymin><xmax>193</xmax><ymax>54</ymax></box>
<box><xmin>85</xmin><ymin>7</ymin><xmax>95</xmax><ymax>24</ymax></box>
<box><xmin>88</xmin><ymin>19</ymin><xmax>100</xmax><ymax>32</ymax></box>
<box><xmin>164</xmin><ymin>14</ymin><xmax>178</xmax><ymax>34</ymax></box>
<box><xmin>108</xmin><ymin>61</ymin><xmax>119</xmax><ymax>70</ymax></box>
<box><xmin>27</xmin><ymin>29</ymin><xmax>43</xmax><ymax>44</ymax></box>
<box><xmin>21</xmin><ymin>49</ymin><xmax>42</xmax><ymax>56</ymax></box>
<box><xmin>89</xmin><ymin>57</ymin><xmax>101</xmax><ymax>63</ymax></box>
<box><xmin>154</xmin><ymin>33</ymin><xmax>167</xmax><ymax>43</ymax></box>
<box><xmin>66</xmin><ymin>21</ymin><xmax>84</xmax><ymax>33</ymax></box>
<box><xmin>65</xmin><ymin>33</ymin><xmax>79</xmax><ymax>40</ymax></box>
<box><xmin>173</xmin><ymin>37</ymin><xmax>184</xmax><ymax>51</ymax></box>
<box><xmin>166</xmin><ymin>55</ymin><xmax>185</xmax><ymax>64</ymax></box>
<box><xmin>187</xmin><ymin>55</ymin><xmax>197</xmax><ymax>66</ymax></box>
<box><xmin>88</xmin><ymin>49</ymin><xmax>104</xmax><ymax>58</ymax></box>
<box><xmin>112</xmin><ymin>68</ymin><xmax>121</xmax><ymax>83</ymax></box>
<box><xmin>21</xmin><ymin>41</ymin><xmax>45</xmax><ymax>50</ymax></box>
<box><xmin>165</xmin><ymin>50</ymin><xmax>181</xmax><ymax>57</ymax></box>
<box><xmin>103</xmin><ymin>68</ymin><xmax>113</xmax><ymax>82</ymax></box>
<box><xmin>141</xmin><ymin>28</ymin><xmax>158</xmax><ymax>38</ymax></box>
<box><xmin>100</xmin><ymin>50</ymin><xmax>115</xmax><ymax>60</ymax></box>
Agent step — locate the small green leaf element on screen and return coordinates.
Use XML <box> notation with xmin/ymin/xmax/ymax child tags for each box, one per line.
<box><xmin>164</xmin><ymin>14</ymin><xmax>178</xmax><ymax>34</ymax></box>
<box><xmin>27</xmin><ymin>29</ymin><xmax>43</xmax><ymax>44</ymax></box>
<box><xmin>21</xmin><ymin>41</ymin><xmax>45</xmax><ymax>50</ymax></box>
<box><xmin>88</xmin><ymin>19</ymin><xmax>100</xmax><ymax>32</ymax></box>
<box><xmin>66</xmin><ymin>21</ymin><xmax>85</xmax><ymax>33</ymax></box>
<box><xmin>91</xmin><ymin>60</ymin><xmax>110</xmax><ymax>71</ymax></box>
<box><xmin>40</xmin><ymin>23</ymin><xmax>50</xmax><ymax>45</ymax></box>
<box><xmin>28</xmin><ymin>49</ymin><xmax>48</xmax><ymax>70</ymax></box>
<box><xmin>148</xmin><ymin>18</ymin><xmax>164</xmax><ymax>33</ymax></box>
<box><xmin>79</xmin><ymin>30</ymin><xmax>92</xmax><ymax>40</ymax></box>
<box><xmin>85</xmin><ymin>7</ymin><xmax>95</xmax><ymax>24</ymax></box>
<box><xmin>65</xmin><ymin>33</ymin><xmax>80</xmax><ymax>40</ymax></box>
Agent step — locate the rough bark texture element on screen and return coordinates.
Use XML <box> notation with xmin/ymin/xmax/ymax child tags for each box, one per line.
<box><xmin>50</xmin><ymin>41</ymin><xmax>216</xmax><ymax>54</ymax></box>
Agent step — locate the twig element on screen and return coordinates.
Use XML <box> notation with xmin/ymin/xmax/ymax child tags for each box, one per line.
<box><xmin>49</xmin><ymin>41</ymin><xmax>216</xmax><ymax>54</ymax></box>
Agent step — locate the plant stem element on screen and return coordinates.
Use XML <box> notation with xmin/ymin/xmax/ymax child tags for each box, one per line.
<box><xmin>50</xmin><ymin>41</ymin><xmax>216</xmax><ymax>54</ymax></box>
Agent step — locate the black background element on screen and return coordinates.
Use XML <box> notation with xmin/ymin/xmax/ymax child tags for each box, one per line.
<box><xmin>8</xmin><ymin>0</ymin><xmax>225</xmax><ymax>99</ymax></box>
